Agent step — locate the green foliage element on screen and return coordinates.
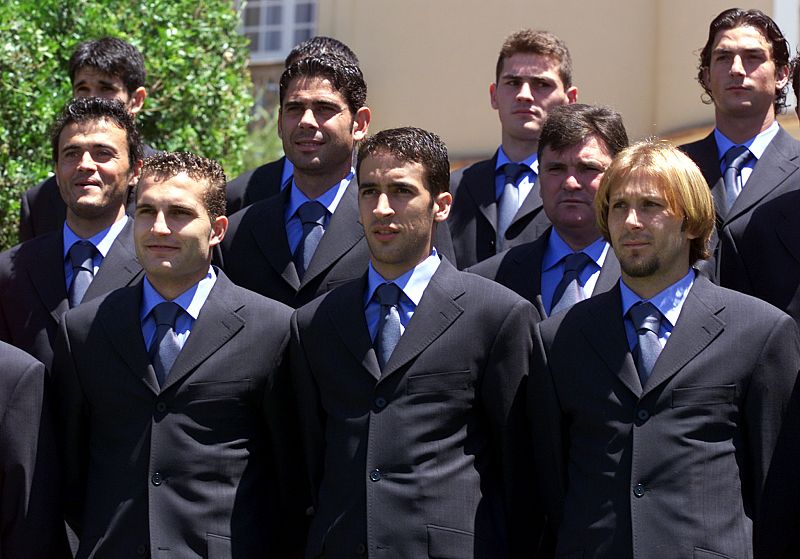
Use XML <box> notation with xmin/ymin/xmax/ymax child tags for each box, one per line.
<box><xmin>0</xmin><ymin>0</ymin><xmax>254</xmax><ymax>249</ymax></box>
<box><xmin>241</xmin><ymin>104</ymin><xmax>284</xmax><ymax>173</ymax></box>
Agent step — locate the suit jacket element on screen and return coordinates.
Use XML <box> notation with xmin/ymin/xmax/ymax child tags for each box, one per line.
<box><xmin>530</xmin><ymin>276</ymin><xmax>800</xmax><ymax>559</ymax></box>
<box><xmin>220</xmin><ymin>182</ymin><xmax>454</xmax><ymax>308</ymax></box>
<box><xmin>448</xmin><ymin>153</ymin><xmax>551</xmax><ymax>269</ymax></box>
<box><xmin>0</xmin><ymin>218</ymin><xmax>143</xmax><ymax>370</ymax></box>
<box><xmin>467</xmin><ymin>227</ymin><xmax>620</xmax><ymax>319</ymax></box>
<box><xmin>18</xmin><ymin>144</ymin><xmax>157</xmax><ymax>242</ymax></box>
<box><xmin>680</xmin><ymin>128</ymin><xmax>800</xmax><ymax>280</ymax></box>
<box><xmin>0</xmin><ymin>342</ymin><xmax>69</xmax><ymax>558</ymax></box>
<box><xmin>52</xmin><ymin>271</ymin><xmax>306</xmax><ymax>559</ymax></box>
<box><xmin>225</xmin><ymin>156</ymin><xmax>286</xmax><ymax>216</ymax></box>
<box><xmin>291</xmin><ymin>259</ymin><xmax>540</xmax><ymax>558</ymax></box>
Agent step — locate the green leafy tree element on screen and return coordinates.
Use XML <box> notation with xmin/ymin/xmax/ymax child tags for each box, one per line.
<box><xmin>0</xmin><ymin>0</ymin><xmax>253</xmax><ymax>249</ymax></box>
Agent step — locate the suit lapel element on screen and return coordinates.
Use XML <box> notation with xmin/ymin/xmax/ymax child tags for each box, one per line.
<box><xmin>161</xmin><ymin>273</ymin><xmax>246</xmax><ymax>391</ymax></box>
<box><xmin>84</xmin><ymin>218</ymin><xmax>142</xmax><ymax>301</ymax></box>
<box><xmin>381</xmin><ymin>261</ymin><xmax>465</xmax><ymax>378</ymax></box>
<box><xmin>327</xmin><ymin>275</ymin><xmax>381</xmax><ymax>380</ymax></box>
<box><xmin>686</xmin><ymin>133</ymin><xmax>728</xmax><ymax>220</ymax></box>
<box><xmin>302</xmin><ymin>182</ymin><xmax>364</xmax><ymax>286</ymax></box>
<box><xmin>98</xmin><ymin>284</ymin><xmax>160</xmax><ymax>395</ymax></box>
<box><xmin>727</xmin><ymin>129</ymin><xmax>800</xmax><ymax>224</ymax></box>
<box><xmin>581</xmin><ymin>286</ymin><xmax>642</xmax><ymax>398</ymax></box>
<box><xmin>642</xmin><ymin>276</ymin><xmax>724</xmax><ymax>394</ymax></box>
<box><xmin>463</xmin><ymin>157</ymin><xmax>499</xmax><ymax>232</ymax></box>
<box><xmin>510</xmin><ymin>177</ymin><xmax>544</xmax><ymax>228</ymax></box>
<box><xmin>505</xmin><ymin>232</ymin><xmax>547</xmax><ymax>317</ymax></box>
<box><xmin>594</xmin><ymin>247</ymin><xmax>621</xmax><ymax>295</ymax></box>
<box><xmin>26</xmin><ymin>232</ymin><xmax>70</xmax><ymax>324</ymax></box>
<box><xmin>252</xmin><ymin>190</ymin><xmax>301</xmax><ymax>290</ymax></box>
<box><xmin>777</xmin><ymin>193</ymin><xmax>800</xmax><ymax>264</ymax></box>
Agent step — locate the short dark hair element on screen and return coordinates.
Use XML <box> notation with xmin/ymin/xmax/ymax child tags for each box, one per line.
<box><xmin>538</xmin><ymin>104</ymin><xmax>629</xmax><ymax>160</ymax></box>
<box><xmin>496</xmin><ymin>29</ymin><xmax>573</xmax><ymax>88</ymax></box>
<box><xmin>68</xmin><ymin>37</ymin><xmax>146</xmax><ymax>95</ymax></box>
<box><xmin>51</xmin><ymin>97</ymin><xmax>142</xmax><ymax>170</ymax></box>
<box><xmin>138</xmin><ymin>152</ymin><xmax>227</xmax><ymax>221</ymax></box>
<box><xmin>697</xmin><ymin>8</ymin><xmax>790</xmax><ymax>112</ymax></box>
<box><xmin>285</xmin><ymin>36</ymin><xmax>359</xmax><ymax>68</ymax></box>
<box><xmin>357</xmin><ymin>127</ymin><xmax>449</xmax><ymax>196</ymax></box>
<box><xmin>279</xmin><ymin>53</ymin><xmax>367</xmax><ymax>116</ymax></box>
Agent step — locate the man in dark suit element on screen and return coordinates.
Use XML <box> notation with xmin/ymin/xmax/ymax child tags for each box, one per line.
<box><xmin>19</xmin><ymin>37</ymin><xmax>156</xmax><ymax>242</ymax></box>
<box><xmin>53</xmin><ymin>152</ymin><xmax>304</xmax><ymax>558</ymax></box>
<box><xmin>679</xmin><ymin>8</ymin><xmax>800</xmax><ymax>280</ymax></box>
<box><xmin>1</xmin><ymin>342</ymin><xmax>69</xmax><ymax>558</ymax></box>
<box><xmin>530</xmin><ymin>139</ymin><xmax>800</xmax><ymax>558</ymax></box>
<box><xmin>225</xmin><ymin>36</ymin><xmax>360</xmax><ymax>215</ymax></box>
<box><xmin>0</xmin><ymin>97</ymin><xmax>144</xmax><ymax>370</ymax></box>
<box><xmin>292</xmin><ymin>127</ymin><xmax>539</xmax><ymax>558</ymax></box>
<box><xmin>448</xmin><ymin>29</ymin><xmax>578</xmax><ymax>269</ymax></box>
<box><xmin>469</xmin><ymin>104</ymin><xmax>626</xmax><ymax>318</ymax></box>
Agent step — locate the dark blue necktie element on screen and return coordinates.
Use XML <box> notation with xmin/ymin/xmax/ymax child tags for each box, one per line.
<box><xmin>375</xmin><ymin>283</ymin><xmax>402</xmax><ymax>371</ymax></box>
<box><xmin>293</xmin><ymin>201</ymin><xmax>327</xmax><ymax>279</ymax></box>
<box><xmin>722</xmin><ymin>145</ymin><xmax>751</xmax><ymax>209</ymax></box>
<box><xmin>149</xmin><ymin>302</ymin><xmax>183</xmax><ymax>387</ymax></box>
<box><xmin>68</xmin><ymin>241</ymin><xmax>97</xmax><ymax>308</ymax></box>
<box><xmin>628</xmin><ymin>302</ymin><xmax>662</xmax><ymax>385</ymax></box>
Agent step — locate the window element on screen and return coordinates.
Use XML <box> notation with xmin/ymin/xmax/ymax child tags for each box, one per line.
<box><xmin>241</xmin><ymin>0</ymin><xmax>317</xmax><ymax>63</ymax></box>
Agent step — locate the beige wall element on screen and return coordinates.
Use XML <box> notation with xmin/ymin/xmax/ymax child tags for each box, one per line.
<box><xmin>317</xmin><ymin>0</ymin><xmax>775</xmax><ymax>160</ymax></box>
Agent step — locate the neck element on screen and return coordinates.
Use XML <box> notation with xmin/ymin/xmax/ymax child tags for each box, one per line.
<box><xmin>66</xmin><ymin>206</ymin><xmax>125</xmax><ymax>239</ymax></box>
<box><xmin>500</xmin><ymin>136</ymin><xmax>537</xmax><ymax>163</ymax></box>
<box><xmin>147</xmin><ymin>267</ymin><xmax>209</xmax><ymax>301</ymax></box>
<box><xmin>715</xmin><ymin>109</ymin><xmax>776</xmax><ymax>144</ymax></box>
<box><xmin>621</xmin><ymin>267</ymin><xmax>690</xmax><ymax>300</ymax></box>
<box><xmin>557</xmin><ymin>228</ymin><xmax>602</xmax><ymax>252</ymax></box>
<box><xmin>293</xmin><ymin>163</ymin><xmax>351</xmax><ymax>200</ymax></box>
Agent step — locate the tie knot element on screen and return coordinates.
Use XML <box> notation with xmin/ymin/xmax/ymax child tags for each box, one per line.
<box><xmin>296</xmin><ymin>201</ymin><xmax>327</xmax><ymax>225</ymax></box>
<box><xmin>628</xmin><ymin>302</ymin><xmax>661</xmax><ymax>334</ymax></box>
<box><xmin>69</xmin><ymin>241</ymin><xmax>96</xmax><ymax>268</ymax></box>
<box><xmin>376</xmin><ymin>283</ymin><xmax>402</xmax><ymax>307</ymax></box>
<box><xmin>503</xmin><ymin>162</ymin><xmax>527</xmax><ymax>184</ymax></box>
<box><xmin>152</xmin><ymin>302</ymin><xmax>182</xmax><ymax>328</ymax></box>
<box><xmin>563</xmin><ymin>252</ymin><xmax>593</xmax><ymax>274</ymax></box>
<box><xmin>723</xmin><ymin>145</ymin><xmax>751</xmax><ymax>170</ymax></box>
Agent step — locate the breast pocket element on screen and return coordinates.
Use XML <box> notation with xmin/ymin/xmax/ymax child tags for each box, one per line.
<box><xmin>671</xmin><ymin>385</ymin><xmax>736</xmax><ymax>407</ymax></box>
<box><xmin>184</xmin><ymin>379</ymin><xmax>253</xmax><ymax>421</ymax></box>
<box><xmin>407</xmin><ymin>370</ymin><xmax>472</xmax><ymax>394</ymax></box>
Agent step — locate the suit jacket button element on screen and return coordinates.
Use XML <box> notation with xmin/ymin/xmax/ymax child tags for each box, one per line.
<box><xmin>155</xmin><ymin>402</ymin><xmax>167</xmax><ymax>413</ymax></box>
<box><xmin>374</xmin><ymin>397</ymin><xmax>387</xmax><ymax>409</ymax></box>
<box><xmin>369</xmin><ymin>469</ymin><xmax>382</xmax><ymax>482</ymax></box>
<box><xmin>356</xmin><ymin>543</ymin><xmax>367</xmax><ymax>555</ymax></box>
<box><xmin>151</xmin><ymin>472</ymin><xmax>162</xmax><ymax>486</ymax></box>
<box><xmin>633</xmin><ymin>483</ymin><xmax>646</xmax><ymax>497</ymax></box>
<box><xmin>136</xmin><ymin>544</ymin><xmax>147</xmax><ymax>555</ymax></box>
<box><xmin>636</xmin><ymin>409</ymin><xmax>650</xmax><ymax>422</ymax></box>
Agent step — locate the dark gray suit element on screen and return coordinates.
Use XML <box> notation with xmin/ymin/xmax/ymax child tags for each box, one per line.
<box><xmin>225</xmin><ymin>156</ymin><xmax>286</xmax><ymax>216</ymax></box>
<box><xmin>52</xmin><ymin>271</ymin><xmax>306</xmax><ymax>558</ymax></box>
<box><xmin>220</xmin><ymin>182</ymin><xmax>454</xmax><ymax>308</ymax></box>
<box><xmin>448</xmin><ymin>153</ymin><xmax>551</xmax><ymax>269</ymax></box>
<box><xmin>680</xmin><ymin>128</ymin><xmax>800</xmax><ymax>280</ymax></box>
<box><xmin>530</xmin><ymin>275</ymin><xmax>800</xmax><ymax>559</ymax></box>
<box><xmin>0</xmin><ymin>342</ymin><xmax>69</xmax><ymax>558</ymax></box>
<box><xmin>467</xmin><ymin>227</ymin><xmax>620</xmax><ymax>319</ymax></box>
<box><xmin>291</xmin><ymin>259</ymin><xmax>540</xmax><ymax>558</ymax></box>
<box><xmin>0</xmin><ymin>218</ymin><xmax>143</xmax><ymax>369</ymax></box>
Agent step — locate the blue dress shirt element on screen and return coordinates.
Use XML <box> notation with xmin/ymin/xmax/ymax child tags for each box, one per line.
<box><xmin>284</xmin><ymin>170</ymin><xmax>353</xmax><ymax>254</ymax></box>
<box><xmin>363</xmin><ymin>251</ymin><xmax>441</xmax><ymax>341</ymax></box>
<box><xmin>140</xmin><ymin>266</ymin><xmax>217</xmax><ymax>351</ymax></box>
<box><xmin>62</xmin><ymin>215</ymin><xmax>128</xmax><ymax>291</ymax></box>
<box><xmin>494</xmin><ymin>147</ymin><xmax>537</xmax><ymax>209</ymax></box>
<box><xmin>540</xmin><ymin>230</ymin><xmax>609</xmax><ymax>315</ymax></box>
<box><xmin>714</xmin><ymin>120</ymin><xmax>778</xmax><ymax>188</ymax></box>
<box><xmin>280</xmin><ymin>158</ymin><xmax>294</xmax><ymax>190</ymax></box>
<box><xmin>620</xmin><ymin>269</ymin><xmax>695</xmax><ymax>351</ymax></box>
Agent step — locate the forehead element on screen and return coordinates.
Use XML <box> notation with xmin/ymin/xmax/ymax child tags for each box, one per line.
<box><xmin>59</xmin><ymin>118</ymin><xmax>127</xmax><ymax>149</ymax></box>
<box><xmin>608</xmin><ymin>172</ymin><xmax>670</xmax><ymax>198</ymax></box>
<box><xmin>360</xmin><ymin>151</ymin><xmax>426</xmax><ymax>181</ymax></box>
<box><xmin>712</xmin><ymin>24</ymin><xmax>772</xmax><ymax>53</ymax></box>
<box><xmin>139</xmin><ymin>171</ymin><xmax>206</xmax><ymax>203</ymax></box>
<box><xmin>501</xmin><ymin>53</ymin><xmax>562</xmax><ymax>77</ymax></box>
<box><xmin>73</xmin><ymin>66</ymin><xmax>126</xmax><ymax>87</ymax></box>
<box><xmin>283</xmin><ymin>76</ymin><xmax>347</xmax><ymax>105</ymax></box>
<box><xmin>542</xmin><ymin>135</ymin><xmax>613</xmax><ymax>162</ymax></box>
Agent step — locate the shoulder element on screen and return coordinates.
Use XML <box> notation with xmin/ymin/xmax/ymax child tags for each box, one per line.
<box><xmin>468</xmin><ymin>239</ymin><xmax>540</xmax><ymax>279</ymax></box>
<box><xmin>450</xmin><ymin>156</ymin><xmax>495</xmax><ymax>192</ymax></box>
<box><xmin>0</xmin><ymin>341</ymin><xmax>45</xmax><ymax>412</ymax></box>
<box><xmin>214</xmin><ymin>271</ymin><xmax>293</xmax><ymax>320</ymax></box>
<box><xmin>0</xmin><ymin>231</ymin><xmax>59</xmax><ymax>273</ymax></box>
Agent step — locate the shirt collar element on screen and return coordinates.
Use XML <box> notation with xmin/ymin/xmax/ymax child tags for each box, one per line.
<box><xmin>620</xmin><ymin>268</ymin><xmax>695</xmax><ymax>328</ymax></box>
<box><xmin>286</xmin><ymin>169</ymin><xmax>353</xmax><ymax>218</ymax></box>
<box><xmin>140</xmin><ymin>266</ymin><xmax>217</xmax><ymax>322</ymax></box>
<box><xmin>63</xmin><ymin>215</ymin><xmax>128</xmax><ymax>260</ymax></box>
<box><xmin>542</xmin><ymin>229</ymin><xmax>608</xmax><ymax>271</ymax></box>
<box><xmin>280</xmin><ymin>158</ymin><xmax>294</xmax><ymax>190</ymax></box>
<box><xmin>495</xmin><ymin>147</ymin><xmax>539</xmax><ymax>175</ymax></box>
<box><xmin>364</xmin><ymin>250</ymin><xmax>441</xmax><ymax>309</ymax></box>
<box><xmin>713</xmin><ymin>120</ymin><xmax>779</xmax><ymax>162</ymax></box>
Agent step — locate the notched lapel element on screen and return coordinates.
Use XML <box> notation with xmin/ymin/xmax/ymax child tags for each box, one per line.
<box><xmin>26</xmin><ymin>236</ymin><xmax>70</xmax><ymax>324</ymax></box>
<box><xmin>85</xmin><ymin>220</ymin><xmax>142</xmax><ymax>301</ymax></box>
<box><xmin>508</xmin><ymin>237</ymin><xmax>545</xmax><ymax>316</ymax></box>
<box><xmin>463</xmin><ymin>162</ymin><xmax>499</xmax><ymax>231</ymax></box>
<box><xmin>251</xmin><ymin>194</ymin><xmax>301</xmax><ymax>290</ymax></box>
<box><xmin>328</xmin><ymin>277</ymin><xmax>381</xmax><ymax>380</ymax></box>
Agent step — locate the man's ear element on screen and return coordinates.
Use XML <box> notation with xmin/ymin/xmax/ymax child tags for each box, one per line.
<box><xmin>209</xmin><ymin>215</ymin><xmax>229</xmax><ymax>246</ymax></box>
<box><xmin>352</xmin><ymin>106</ymin><xmax>371</xmax><ymax>141</ymax></box>
<box><xmin>127</xmin><ymin>87</ymin><xmax>147</xmax><ymax>116</ymax></box>
<box><xmin>433</xmin><ymin>191</ymin><xmax>453</xmax><ymax>223</ymax></box>
<box><xmin>489</xmin><ymin>82</ymin><xmax>498</xmax><ymax>110</ymax></box>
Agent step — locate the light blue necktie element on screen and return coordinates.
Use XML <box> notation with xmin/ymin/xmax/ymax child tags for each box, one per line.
<box><xmin>550</xmin><ymin>252</ymin><xmax>593</xmax><ymax>315</ymax></box>
<box><xmin>628</xmin><ymin>302</ymin><xmax>662</xmax><ymax>385</ymax></box>
<box><xmin>375</xmin><ymin>283</ymin><xmax>402</xmax><ymax>372</ymax></box>
<box><xmin>497</xmin><ymin>163</ymin><xmax>527</xmax><ymax>250</ymax></box>
<box><xmin>68</xmin><ymin>241</ymin><xmax>97</xmax><ymax>308</ymax></box>
<box><xmin>149</xmin><ymin>302</ymin><xmax>183</xmax><ymax>387</ymax></box>
<box><xmin>722</xmin><ymin>145</ymin><xmax>751</xmax><ymax>209</ymax></box>
<box><xmin>294</xmin><ymin>201</ymin><xmax>327</xmax><ymax>279</ymax></box>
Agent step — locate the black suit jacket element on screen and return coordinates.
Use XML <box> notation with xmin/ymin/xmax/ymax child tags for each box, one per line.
<box><xmin>530</xmin><ymin>276</ymin><xmax>800</xmax><ymax>559</ymax></box>
<box><xmin>0</xmin><ymin>218</ymin><xmax>143</xmax><ymax>369</ymax></box>
<box><xmin>467</xmin><ymin>228</ymin><xmax>620</xmax><ymax>319</ymax></box>
<box><xmin>291</xmin><ymin>259</ymin><xmax>540</xmax><ymax>558</ymax></box>
<box><xmin>225</xmin><ymin>156</ymin><xmax>286</xmax><ymax>216</ymax></box>
<box><xmin>18</xmin><ymin>144</ymin><xmax>157</xmax><ymax>242</ymax></box>
<box><xmin>448</xmin><ymin>152</ymin><xmax>551</xmax><ymax>269</ymax></box>
<box><xmin>220</xmin><ymin>182</ymin><xmax>454</xmax><ymax>308</ymax></box>
<box><xmin>52</xmin><ymin>271</ymin><xmax>306</xmax><ymax>558</ymax></box>
<box><xmin>0</xmin><ymin>342</ymin><xmax>69</xmax><ymax>558</ymax></box>
<box><xmin>680</xmin><ymin>128</ymin><xmax>800</xmax><ymax>280</ymax></box>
